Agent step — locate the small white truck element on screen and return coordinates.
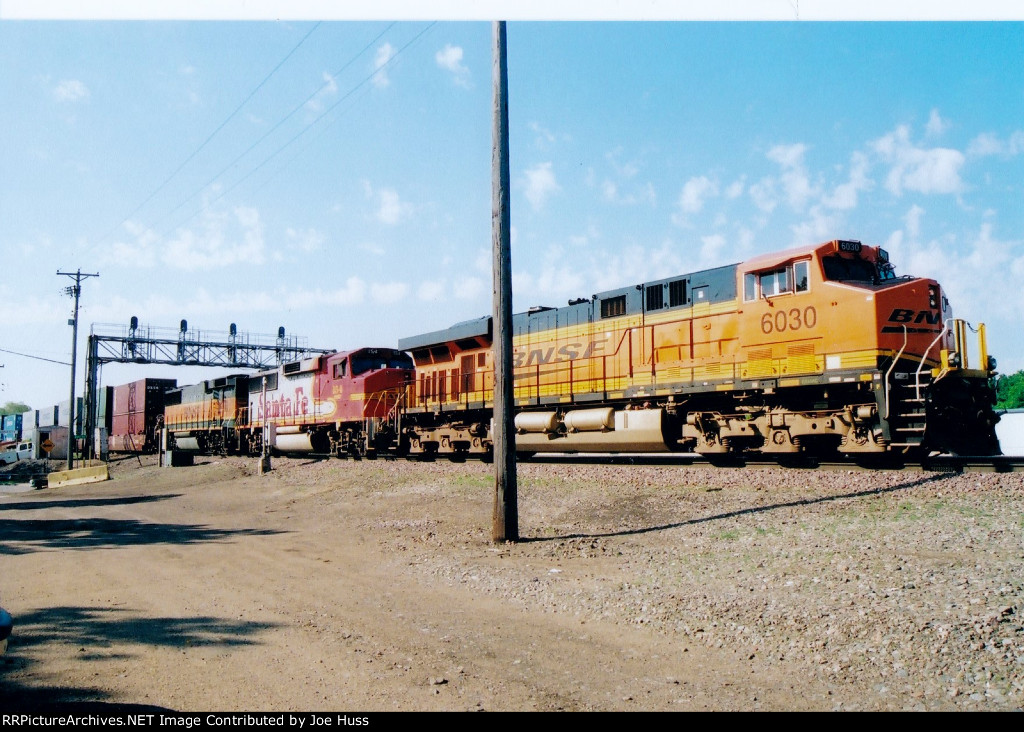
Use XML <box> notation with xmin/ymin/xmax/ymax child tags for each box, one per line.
<box><xmin>0</xmin><ymin>440</ymin><xmax>33</xmax><ymax>465</ymax></box>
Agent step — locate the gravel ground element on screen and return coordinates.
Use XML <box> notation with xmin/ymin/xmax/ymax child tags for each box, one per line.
<box><xmin>403</xmin><ymin>461</ymin><xmax>1024</xmax><ymax>711</ymax></box>
<box><xmin>2</xmin><ymin>454</ymin><xmax>1022</xmax><ymax>711</ymax></box>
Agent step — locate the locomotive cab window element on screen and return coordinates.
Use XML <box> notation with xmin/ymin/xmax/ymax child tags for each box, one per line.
<box><xmin>760</xmin><ymin>268</ymin><xmax>788</xmax><ymax>297</ymax></box>
<box><xmin>333</xmin><ymin>360</ymin><xmax>348</xmax><ymax>379</ymax></box>
<box><xmin>793</xmin><ymin>260</ymin><xmax>809</xmax><ymax>292</ymax></box>
<box><xmin>744</xmin><ymin>260</ymin><xmax>810</xmax><ymax>302</ymax></box>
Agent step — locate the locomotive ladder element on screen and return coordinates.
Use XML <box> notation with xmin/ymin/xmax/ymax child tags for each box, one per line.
<box><xmin>884</xmin><ymin>323</ymin><xmax>933</xmax><ymax>450</ymax></box>
<box><xmin>885</xmin><ymin>320</ymin><xmax>956</xmax><ymax>450</ymax></box>
<box><xmin>887</xmin><ymin>376</ymin><xmax>930</xmax><ymax>449</ymax></box>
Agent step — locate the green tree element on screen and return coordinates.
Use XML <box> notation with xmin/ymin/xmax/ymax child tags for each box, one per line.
<box><xmin>995</xmin><ymin>371</ymin><xmax>1024</xmax><ymax>410</ymax></box>
<box><xmin>0</xmin><ymin>401</ymin><xmax>30</xmax><ymax>416</ymax></box>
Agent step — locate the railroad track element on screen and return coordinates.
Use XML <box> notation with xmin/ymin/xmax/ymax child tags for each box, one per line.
<box><xmin>524</xmin><ymin>452</ymin><xmax>1024</xmax><ymax>473</ymax></box>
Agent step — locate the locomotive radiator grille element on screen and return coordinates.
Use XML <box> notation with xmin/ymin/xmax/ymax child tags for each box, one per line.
<box><xmin>744</xmin><ymin>347</ymin><xmax>774</xmax><ymax>378</ymax></box>
<box><xmin>785</xmin><ymin>343</ymin><xmax>818</xmax><ymax>375</ymax></box>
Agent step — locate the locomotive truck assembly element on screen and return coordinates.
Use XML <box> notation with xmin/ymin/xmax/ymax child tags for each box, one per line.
<box><xmin>30</xmin><ymin>239</ymin><xmax>998</xmax><ymax>464</ymax></box>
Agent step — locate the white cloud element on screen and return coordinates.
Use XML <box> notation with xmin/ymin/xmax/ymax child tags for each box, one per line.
<box><xmin>725</xmin><ymin>177</ymin><xmax>745</xmax><ymax>199</ymax></box>
<box><xmin>749</xmin><ymin>177</ymin><xmax>778</xmax><ymax>213</ymax></box>
<box><xmin>53</xmin><ymin>79</ymin><xmax>89</xmax><ymax>102</ymax></box>
<box><xmin>358</xmin><ymin>241</ymin><xmax>386</xmax><ymax>256</ymax></box>
<box><xmin>747</xmin><ymin>143</ymin><xmax>819</xmax><ymax>214</ymax></box>
<box><xmin>435</xmin><ymin>44</ymin><xmax>470</xmax><ymax>88</ymax></box>
<box><xmin>905</xmin><ymin>204</ymin><xmax>925</xmax><ymax>240</ymax></box>
<box><xmin>105</xmin><ymin>208</ymin><xmax>265</xmax><ymax>272</ymax></box>
<box><xmin>371</xmin><ymin>281</ymin><xmax>408</xmax><ymax>304</ymax></box>
<box><xmin>699</xmin><ymin>234</ymin><xmax>727</xmax><ymax>265</ymax></box>
<box><xmin>454</xmin><ymin>276</ymin><xmax>485</xmax><ymax>300</ymax></box>
<box><xmin>306</xmin><ymin>72</ymin><xmax>338</xmax><ymax>113</ymax></box>
<box><xmin>107</xmin><ymin>221</ymin><xmax>160</xmax><ymax>268</ymax></box>
<box><xmin>967</xmin><ymin>130</ymin><xmax>1024</xmax><ymax>157</ymax></box>
<box><xmin>595</xmin><ymin>148</ymin><xmax>654</xmax><ymax>206</ymax></box>
<box><xmin>529</xmin><ymin>121</ymin><xmax>556</xmax><ymax>147</ymax></box>
<box><xmin>417</xmin><ymin>280</ymin><xmax>445</xmax><ymax>301</ymax></box>
<box><xmin>925</xmin><ymin>108</ymin><xmax>951</xmax><ymax>138</ymax></box>
<box><xmin>789</xmin><ymin>206</ymin><xmax>838</xmax><ymax>248</ymax></box>
<box><xmin>312</xmin><ymin>278</ymin><xmax>367</xmax><ymax>307</ymax></box>
<box><xmin>285</xmin><ymin>227</ymin><xmax>325</xmax><ymax>252</ymax></box>
<box><xmin>871</xmin><ymin>124</ymin><xmax>965</xmax><ymax>196</ymax></box>
<box><xmin>678</xmin><ymin>176</ymin><xmax>718</xmax><ymax>213</ymax></box>
<box><xmin>523</xmin><ymin>162</ymin><xmax>560</xmax><ymax>210</ymax></box>
<box><xmin>766</xmin><ymin>143</ymin><xmax>818</xmax><ymax>211</ymax></box>
<box><xmin>605</xmin><ymin>148</ymin><xmax>640</xmax><ymax>179</ymax></box>
<box><xmin>160</xmin><ymin>206</ymin><xmax>266</xmax><ymax>271</ymax></box>
<box><xmin>821</xmin><ymin>151</ymin><xmax>872</xmax><ymax>210</ymax></box>
<box><xmin>362</xmin><ymin>181</ymin><xmax>412</xmax><ymax>225</ymax></box>
<box><xmin>376</xmin><ymin>189</ymin><xmax>409</xmax><ymax>225</ymax></box>
<box><xmin>602</xmin><ymin>179</ymin><xmax>656</xmax><ymax>206</ymax></box>
<box><xmin>373</xmin><ymin>43</ymin><xmax>396</xmax><ymax>88</ymax></box>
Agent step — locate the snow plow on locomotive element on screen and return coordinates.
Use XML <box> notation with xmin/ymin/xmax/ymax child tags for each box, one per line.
<box><xmin>396</xmin><ymin>239</ymin><xmax>1000</xmax><ymax>461</ymax></box>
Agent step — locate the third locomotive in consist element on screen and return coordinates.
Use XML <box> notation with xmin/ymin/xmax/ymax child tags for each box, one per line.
<box><xmin>142</xmin><ymin>238</ymin><xmax>999</xmax><ymax>462</ymax></box>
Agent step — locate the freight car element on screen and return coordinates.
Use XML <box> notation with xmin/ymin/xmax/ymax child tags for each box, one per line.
<box><xmin>163</xmin><ymin>347</ymin><xmax>415</xmax><ymax>459</ymax></box>
<box><xmin>109</xmin><ymin>378</ymin><xmax>177</xmax><ymax>453</ymax></box>
<box><xmin>396</xmin><ymin>239</ymin><xmax>1000</xmax><ymax>461</ymax></box>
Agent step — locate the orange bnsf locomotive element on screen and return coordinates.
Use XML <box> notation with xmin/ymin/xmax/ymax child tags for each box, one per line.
<box><xmin>396</xmin><ymin>239</ymin><xmax>1000</xmax><ymax>460</ymax></box>
<box><xmin>163</xmin><ymin>347</ymin><xmax>414</xmax><ymax>458</ymax></box>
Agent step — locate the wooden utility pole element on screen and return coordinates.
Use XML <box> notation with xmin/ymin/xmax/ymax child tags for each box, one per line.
<box><xmin>58</xmin><ymin>269</ymin><xmax>98</xmax><ymax>470</ymax></box>
<box><xmin>491</xmin><ymin>20</ymin><xmax>518</xmax><ymax>542</ymax></box>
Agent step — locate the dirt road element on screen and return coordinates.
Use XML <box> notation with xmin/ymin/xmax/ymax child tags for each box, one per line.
<box><xmin>2</xmin><ymin>454</ymin><xmax>1022</xmax><ymax>712</ymax></box>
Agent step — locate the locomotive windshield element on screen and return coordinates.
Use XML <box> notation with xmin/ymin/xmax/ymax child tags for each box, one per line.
<box><xmin>349</xmin><ymin>350</ymin><xmax>414</xmax><ymax>376</ymax></box>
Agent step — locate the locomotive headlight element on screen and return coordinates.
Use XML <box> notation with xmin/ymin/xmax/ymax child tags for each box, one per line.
<box><xmin>987</xmin><ymin>356</ymin><xmax>997</xmax><ymax>371</ymax></box>
<box><xmin>948</xmin><ymin>351</ymin><xmax>961</xmax><ymax>368</ymax></box>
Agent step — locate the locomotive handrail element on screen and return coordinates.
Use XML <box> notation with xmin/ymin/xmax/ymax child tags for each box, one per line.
<box><xmin>918</xmin><ymin>318</ymin><xmax>953</xmax><ymax>395</ymax></box>
<box><xmin>884</xmin><ymin>325</ymin><xmax>908</xmax><ymax>419</ymax></box>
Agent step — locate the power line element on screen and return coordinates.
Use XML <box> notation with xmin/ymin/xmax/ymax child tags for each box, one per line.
<box><xmin>150</xmin><ymin>22</ymin><xmax>405</xmax><ymax>237</ymax></box>
<box><xmin>94</xmin><ymin>21</ymin><xmax>323</xmax><ymax>247</ymax></box>
<box><xmin>157</xmin><ymin>22</ymin><xmax>435</xmax><ymax>240</ymax></box>
<box><xmin>0</xmin><ymin>347</ymin><xmax>71</xmax><ymax>367</ymax></box>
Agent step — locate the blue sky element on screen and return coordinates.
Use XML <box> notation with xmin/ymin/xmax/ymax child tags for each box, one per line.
<box><xmin>1</xmin><ymin>4</ymin><xmax>1022</xmax><ymax>411</ymax></box>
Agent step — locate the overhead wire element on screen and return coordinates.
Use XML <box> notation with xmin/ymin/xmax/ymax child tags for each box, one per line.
<box><xmin>93</xmin><ymin>21</ymin><xmax>324</xmax><ymax>248</ymax></box>
<box><xmin>159</xmin><ymin>21</ymin><xmax>437</xmax><ymax>235</ymax></box>
<box><xmin>148</xmin><ymin>21</ymin><xmax>407</xmax><ymax>238</ymax></box>
<box><xmin>0</xmin><ymin>347</ymin><xmax>71</xmax><ymax>367</ymax></box>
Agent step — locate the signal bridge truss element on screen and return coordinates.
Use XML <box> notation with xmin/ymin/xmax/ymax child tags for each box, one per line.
<box><xmin>88</xmin><ymin>322</ymin><xmax>328</xmax><ymax>369</ymax></box>
<box><xmin>82</xmin><ymin>321</ymin><xmax>333</xmax><ymax>458</ymax></box>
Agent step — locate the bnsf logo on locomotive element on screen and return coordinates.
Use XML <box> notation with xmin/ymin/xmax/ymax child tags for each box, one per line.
<box><xmin>887</xmin><ymin>309</ymin><xmax>941</xmax><ymax>325</ymax></box>
<box><xmin>512</xmin><ymin>340</ymin><xmax>607</xmax><ymax>368</ymax></box>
